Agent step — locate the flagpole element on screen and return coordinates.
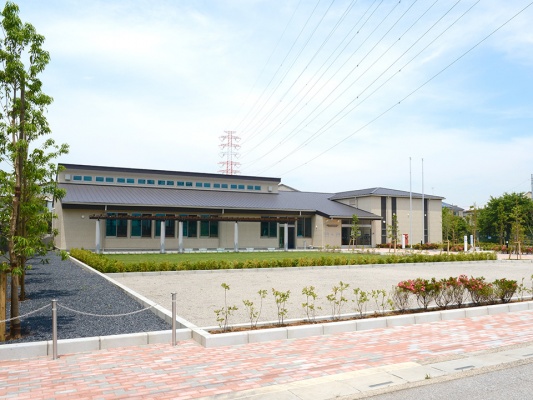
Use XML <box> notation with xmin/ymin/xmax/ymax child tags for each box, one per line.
<box><xmin>409</xmin><ymin>157</ymin><xmax>412</xmax><ymax>249</ymax></box>
<box><xmin>422</xmin><ymin>158</ymin><xmax>424</xmax><ymax>244</ymax></box>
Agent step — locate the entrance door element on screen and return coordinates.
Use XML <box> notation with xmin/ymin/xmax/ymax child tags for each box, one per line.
<box><xmin>279</xmin><ymin>226</ymin><xmax>296</xmax><ymax>249</ymax></box>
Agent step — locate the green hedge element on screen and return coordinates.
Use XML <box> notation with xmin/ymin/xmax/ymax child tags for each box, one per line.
<box><xmin>69</xmin><ymin>248</ymin><xmax>497</xmax><ymax>273</ymax></box>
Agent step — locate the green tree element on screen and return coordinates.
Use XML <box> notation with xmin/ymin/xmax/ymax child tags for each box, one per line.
<box><xmin>466</xmin><ymin>204</ymin><xmax>479</xmax><ymax>249</ymax></box>
<box><xmin>387</xmin><ymin>214</ymin><xmax>399</xmax><ymax>253</ymax></box>
<box><xmin>508</xmin><ymin>204</ymin><xmax>526</xmax><ymax>258</ymax></box>
<box><xmin>442</xmin><ymin>207</ymin><xmax>469</xmax><ymax>247</ymax></box>
<box><xmin>478</xmin><ymin>192</ymin><xmax>533</xmax><ymax>245</ymax></box>
<box><xmin>350</xmin><ymin>214</ymin><xmax>361</xmax><ymax>250</ymax></box>
<box><xmin>0</xmin><ymin>2</ymin><xmax>68</xmax><ymax>341</ymax></box>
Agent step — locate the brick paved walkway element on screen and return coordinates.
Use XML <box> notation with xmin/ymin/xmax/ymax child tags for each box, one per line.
<box><xmin>1</xmin><ymin>310</ymin><xmax>533</xmax><ymax>399</ymax></box>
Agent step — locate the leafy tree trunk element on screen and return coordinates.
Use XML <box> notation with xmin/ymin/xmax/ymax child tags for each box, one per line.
<box><xmin>0</xmin><ymin>272</ymin><xmax>6</xmax><ymax>341</ymax></box>
<box><xmin>0</xmin><ymin>2</ymin><xmax>69</xmax><ymax>341</ymax></box>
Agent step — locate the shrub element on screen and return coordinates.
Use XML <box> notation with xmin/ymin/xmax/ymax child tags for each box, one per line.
<box><xmin>463</xmin><ymin>276</ymin><xmax>496</xmax><ymax>305</ymax></box>
<box><xmin>390</xmin><ymin>286</ymin><xmax>411</xmax><ymax>312</ymax></box>
<box><xmin>398</xmin><ymin>278</ymin><xmax>441</xmax><ymax>310</ymax></box>
<box><xmin>492</xmin><ymin>278</ymin><xmax>517</xmax><ymax>303</ymax></box>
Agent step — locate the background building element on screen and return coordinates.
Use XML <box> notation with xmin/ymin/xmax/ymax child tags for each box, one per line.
<box><xmin>54</xmin><ymin>164</ymin><xmax>443</xmax><ymax>252</ymax></box>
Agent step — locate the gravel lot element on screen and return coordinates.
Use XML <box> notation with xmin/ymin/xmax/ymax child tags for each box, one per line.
<box><xmin>3</xmin><ymin>254</ymin><xmax>532</xmax><ymax>345</ymax></box>
<box><xmin>110</xmin><ymin>259</ymin><xmax>533</xmax><ymax>328</ymax></box>
<box><xmin>2</xmin><ymin>253</ymin><xmax>171</xmax><ymax>345</ymax></box>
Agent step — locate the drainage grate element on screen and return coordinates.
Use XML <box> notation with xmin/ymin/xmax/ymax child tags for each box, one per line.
<box><xmin>369</xmin><ymin>381</ymin><xmax>393</xmax><ymax>388</ymax></box>
<box><xmin>455</xmin><ymin>365</ymin><xmax>474</xmax><ymax>371</ymax></box>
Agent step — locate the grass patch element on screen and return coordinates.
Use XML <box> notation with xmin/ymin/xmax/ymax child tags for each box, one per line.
<box><xmin>69</xmin><ymin>248</ymin><xmax>497</xmax><ymax>274</ymax></box>
<box><xmin>102</xmin><ymin>251</ymin><xmax>377</xmax><ymax>264</ymax></box>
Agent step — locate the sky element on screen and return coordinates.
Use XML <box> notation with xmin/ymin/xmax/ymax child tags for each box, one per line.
<box><xmin>9</xmin><ymin>0</ymin><xmax>533</xmax><ymax>209</ymax></box>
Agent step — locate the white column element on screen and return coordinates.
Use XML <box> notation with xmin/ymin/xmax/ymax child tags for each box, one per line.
<box><xmin>234</xmin><ymin>222</ymin><xmax>239</xmax><ymax>252</ymax></box>
<box><xmin>284</xmin><ymin>223</ymin><xmax>288</xmax><ymax>251</ymax></box>
<box><xmin>178</xmin><ymin>221</ymin><xmax>184</xmax><ymax>253</ymax></box>
<box><xmin>464</xmin><ymin>235</ymin><xmax>468</xmax><ymax>252</ymax></box>
<box><xmin>95</xmin><ymin>220</ymin><xmax>101</xmax><ymax>254</ymax></box>
<box><xmin>160</xmin><ymin>220</ymin><xmax>165</xmax><ymax>254</ymax></box>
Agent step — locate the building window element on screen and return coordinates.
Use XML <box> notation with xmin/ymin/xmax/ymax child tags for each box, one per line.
<box><xmin>297</xmin><ymin>217</ymin><xmax>312</xmax><ymax>238</ymax></box>
<box><xmin>200</xmin><ymin>215</ymin><xmax>218</xmax><ymax>237</ymax></box>
<box><xmin>141</xmin><ymin>214</ymin><xmax>152</xmax><ymax>237</ymax></box>
<box><xmin>147</xmin><ymin>179</ymin><xmax>155</xmax><ymax>185</ymax></box>
<box><xmin>381</xmin><ymin>197</ymin><xmax>387</xmax><ymax>243</ymax></box>
<box><xmin>195</xmin><ymin>182</ymin><xmax>202</xmax><ymax>188</ymax></box>
<box><xmin>177</xmin><ymin>181</ymin><xmax>184</xmax><ymax>187</ymax></box>
<box><xmin>221</xmin><ymin>183</ymin><xmax>228</xmax><ymax>189</ymax></box>
<box><xmin>166</xmin><ymin>216</ymin><xmax>175</xmax><ymax>237</ymax></box>
<box><xmin>186</xmin><ymin>181</ymin><xmax>193</xmax><ymax>187</ymax></box>
<box><xmin>96</xmin><ymin>176</ymin><xmax>104</xmax><ymax>182</ymax></box>
<box><xmin>214</xmin><ymin>183</ymin><xmax>221</xmax><ymax>188</ymax></box>
<box><xmin>131</xmin><ymin>213</ymin><xmax>142</xmax><ymax>237</ymax></box>
<box><xmin>155</xmin><ymin>214</ymin><xmax>176</xmax><ymax>237</ymax></box>
<box><xmin>73</xmin><ymin>175</ymin><xmax>82</xmax><ymax>181</ymax></box>
<box><xmin>138</xmin><ymin>179</ymin><xmax>146</xmax><ymax>184</ymax></box>
<box><xmin>105</xmin><ymin>213</ymin><xmax>127</xmax><ymax>237</ymax></box>
<box><xmin>105</xmin><ymin>177</ymin><xmax>114</xmax><ymax>183</ymax></box>
<box><xmin>117</xmin><ymin>178</ymin><xmax>126</xmax><ymax>183</ymax></box>
<box><xmin>83</xmin><ymin>176</ymin><xmax>92</xmax><ymax>182</ymax></box>
<box><xmin>203</xmin><ymin>183</ymin><xmax>211</xmax><ymax>188</ymax></box>
<box><xmin>166</xmin><ymin>180</ymin><xmax>174</xmax><ymax>186</ymax></box>
<box><xmin>247</xmin><ymin>185</ymin><xmax>253</xmax><ymax>190</ymax></box>
<box><xmin>238</xmin><ymin>184</ymin><xmax>245</xmax><ymax>190</ymax></box>
<box><xmin>230</xmin><ymin>184</ymin><xmax>237</xmax><ymax>189</ymax></box>
<box><xmin>254</xmin><ymin>186</ymin><xmax>261</xmax><ymax>191</ymax></box>
<box><xmin>126</xmin><ymin>178</ymin><xmax>134</xmax><ymax>184</ymax></box>
<box><xmin>187</xmin><ymin>218</ymin><xmax>197</xmax><ymax>237</ymax></box>
<box><xmin>158</xmin><ymin>180</ymin><xmax>165</xmax><ymax>186</ymax></box>
<box><xmin>261</xmin><ymin>219</ymin><xmax>277</xmax><ymax>238</ymax></box>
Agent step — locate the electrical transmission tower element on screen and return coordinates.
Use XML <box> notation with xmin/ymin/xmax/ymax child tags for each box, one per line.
<box><xmin>218</xmin><ymin>131</ymin><xmax>241</xmax><ymax>175</ymax></box>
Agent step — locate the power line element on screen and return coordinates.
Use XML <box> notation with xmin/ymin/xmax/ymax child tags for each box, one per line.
<box><xmin>240</xmin><ymin>0</ymin><xmax>364</xmax><ymax>148</ymax></box>
<box><xmin>227</xmin><ymin>0</ymin><xmax>304</xmax><ymax>132</ymax></box>
<box><xmin>276</xmin><ymin>1</ymin><xmax>533</xmax><ymax>177</ymax></box>
<box><xmin>245</xmin><ymin>0</ymin><xmax>421</xmax><ymax>168</ymax></box>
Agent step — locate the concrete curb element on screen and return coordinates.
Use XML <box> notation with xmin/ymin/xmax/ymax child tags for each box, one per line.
<box><xmin>0</xmin><ymin>329</ymin><xmax>192</xmax><ymax>361</ymax></box>
<box><xmin>193</xmin><ymin>300</ymin><xmax>533</xmax><ymax>348</ymax></box>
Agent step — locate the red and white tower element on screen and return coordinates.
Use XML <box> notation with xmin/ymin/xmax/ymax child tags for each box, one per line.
<box><xmin>218</xmin><ymin>131</ymin><xmax>241</xmax><ymax>175</ymax></box>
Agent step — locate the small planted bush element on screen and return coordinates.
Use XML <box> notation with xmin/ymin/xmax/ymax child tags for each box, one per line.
<box><xmin>463</xmin><ymin>276</ymin><xmax>496</xmax><ymax>306</ymax></box>
<box><xmin>492</xmin><ymin>278</ymin><xmax>517</xmax><ymax>303</ymax></box>
<box><xmin>214</xmin><ymin>283</ymin><xmax>238</xmax><ymax>332</ymax></box>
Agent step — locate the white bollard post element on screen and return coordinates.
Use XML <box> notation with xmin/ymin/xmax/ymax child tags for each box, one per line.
<box><xmin>52</xmin><ymin>299</ymin><xmax>58</xmax><ymax>360</ymax></box>
<box><xmin>171</xmin><ymin>293</ymin><xmax>177</xmax><ymax>346</ymax></box>
<box><xmin>464</xmin><ymin>235</ymin><xmax>468</xmax><ymax>252</ymax></box>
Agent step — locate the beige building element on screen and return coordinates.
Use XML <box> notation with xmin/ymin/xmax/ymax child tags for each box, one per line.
<box><xmin>54</xmin><ymin>164</ymin><xmax>443</xmax><ymax>252</ymax></box>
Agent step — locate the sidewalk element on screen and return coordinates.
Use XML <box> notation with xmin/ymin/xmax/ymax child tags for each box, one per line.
<box><xmin>1</xmin><ymin>309</ymin><xmax>533</xmax><ymax>399</ymax></box>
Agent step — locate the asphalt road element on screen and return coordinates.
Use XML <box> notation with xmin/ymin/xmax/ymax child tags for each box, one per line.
<box><xmin>362</xmin><ymin>359</ymin><xmax>533</xmax><ymax>400</ymax></box>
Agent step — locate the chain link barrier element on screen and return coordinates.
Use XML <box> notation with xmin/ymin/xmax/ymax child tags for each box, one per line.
<box><xmin>1</xmin><ymin>301</ymin><xmax>158</xmax><ymax>323</ymax></box>
<box><xmin>0</xmin><ymin>303</ymin><xmax>51</xmax><ymax>324</ymax></box>
<box><xmin>57</xmin><ymin>302</ymin><xmax>158</xmax><ymax>318</ymax></box>
<box><xmin>2</xmin><ymin>297</ymin><xmax>175</xmax><ymax>360</ymax></box>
